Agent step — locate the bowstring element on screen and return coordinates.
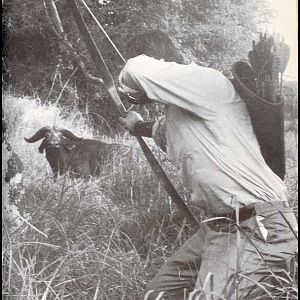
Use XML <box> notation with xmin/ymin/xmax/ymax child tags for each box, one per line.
<box><xmin>78</xmin><ymin>0</ymin><xmax>135</xmax><ymax>110</ymax></box>
<box><xmin>79</xmin><ymin>0</ymin><xmax>126</xmax><ymax>64</ymax></box>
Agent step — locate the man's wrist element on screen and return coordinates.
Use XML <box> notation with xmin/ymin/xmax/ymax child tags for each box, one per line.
<box><xmin>130</xmin><ymin>121</ymin><xmax>155</xmax><ymax>137</ymax></box>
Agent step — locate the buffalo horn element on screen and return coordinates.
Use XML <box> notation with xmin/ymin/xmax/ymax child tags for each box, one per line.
<box><xmin>24</xmin><ymin>126</ymin><xmax>53</xmax><ymax>143</ymax></box>
<box><xmin>60</xmin><ymin>129</ymin><xmax>82</xmax><ymax>141</ymax></box>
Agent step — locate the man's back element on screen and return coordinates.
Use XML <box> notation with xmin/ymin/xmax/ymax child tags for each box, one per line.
<box><xmin>121</xmin><ymin>55</ymin><xmax>287</xmax><ymax>213</ymax></box>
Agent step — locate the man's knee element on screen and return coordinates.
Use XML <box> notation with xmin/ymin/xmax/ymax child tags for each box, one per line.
<box><xmin>144</xmin><ymin>229</ymin><xmax>203</xmax><ymax>299</ymax></box>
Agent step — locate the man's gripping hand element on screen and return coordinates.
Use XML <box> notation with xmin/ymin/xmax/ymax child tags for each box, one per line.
<box><xmin>119</xmin><ymin>111</ymin><xmax>143</xmax><ymax>131</ymax></box>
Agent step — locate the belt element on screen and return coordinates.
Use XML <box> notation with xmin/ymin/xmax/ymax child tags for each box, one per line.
<box><xmin>206</xmin><ymin>206</ymin><xmax>256</xmax><ymax>232</ymax></box>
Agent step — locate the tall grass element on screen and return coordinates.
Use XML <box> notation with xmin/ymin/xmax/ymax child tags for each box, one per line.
<box><xmin>2</xmin><ymin>91</ymin><xmax>298</xmax><ymax>299</ymax></box>
<box><xmin>2</xmin><ymin>94</ymin><xmax>193</xmax><ymax>299</ymax></box>
<box><xmin>2</xmin><ymin>94</ymin><xmax>95</xmax><ymax>183</ymax></box>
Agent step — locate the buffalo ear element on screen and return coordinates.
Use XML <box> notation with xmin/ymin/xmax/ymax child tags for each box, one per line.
<box><xmin>38</xmin><ymin>140</ymin><xmax>47</xmax><ymax>154</ymax></box>
<box><xmin>38</xmin><ymin>146</ymin><xmax>45</xmax><ymax>154</ymax></box>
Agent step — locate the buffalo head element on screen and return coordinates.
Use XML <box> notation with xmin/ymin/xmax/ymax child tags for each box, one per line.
<box><xmin>24</xmin><ymin>126</ymin><xmax>82</xmax><ymax>176</ymax></box>
<box><xmin>24</xmin><ymin>126</ymin><xmax>126</xmax><ymax>178</ymax></box>
<box><xmin>25</xmin><ymin>126</ymin><xmax>82</xmax><ymax>150</ymax></box>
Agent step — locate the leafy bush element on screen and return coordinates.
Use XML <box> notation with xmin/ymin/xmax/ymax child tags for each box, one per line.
<box><xmin>3</xmin><ymin>0</ymin><xmax>274</xmax><ymax>119</ymax></box>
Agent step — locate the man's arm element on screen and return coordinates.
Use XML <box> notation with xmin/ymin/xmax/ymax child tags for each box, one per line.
<box><xmin>119</xmin><ymin>55</ymin><xmax>218</xmax><ymax>121</ymax></box>
<box><xmin>119</xmin><ymin>112</ymin><xmax>167</xmax><ymax>152</ymax></box>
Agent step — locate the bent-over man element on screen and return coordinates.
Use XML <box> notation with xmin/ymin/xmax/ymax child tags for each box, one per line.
<box><xmin>118</xmin><ymin>30</ymin><xmax>298</xmax><ymax>299</ymax></box>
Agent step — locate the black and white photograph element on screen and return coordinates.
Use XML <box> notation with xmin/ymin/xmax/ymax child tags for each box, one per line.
<box><xmin>2</xmin><ymin>0</ymin><xmax>298</xmax><ymax>299</ymax></box>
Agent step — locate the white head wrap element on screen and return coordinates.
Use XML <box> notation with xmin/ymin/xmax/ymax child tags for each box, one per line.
<box><xmin>118</xmin><ymin>68</ymin><xmax>140</xmax><ymax>95</ymax></box>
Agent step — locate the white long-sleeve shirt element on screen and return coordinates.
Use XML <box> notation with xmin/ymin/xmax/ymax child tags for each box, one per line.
<box><xmin>120</xmin><ymin>55</ymin><xmax>287</xmax><ymax>214</ymax></box>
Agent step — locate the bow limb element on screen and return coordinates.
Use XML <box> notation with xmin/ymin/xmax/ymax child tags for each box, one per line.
<box><xmin>66</xmin><ymin>0</ymin><xmax>200</xmax><ymax>227</ymax></box>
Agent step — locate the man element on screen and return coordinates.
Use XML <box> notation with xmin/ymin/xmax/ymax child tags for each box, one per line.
<box><xmin>118</xmin><ymin>30</ymin><xmax>298</xmax><ymax>299</ymax></box>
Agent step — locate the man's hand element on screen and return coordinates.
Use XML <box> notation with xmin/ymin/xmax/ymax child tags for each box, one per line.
<box><xmin>119</xmin><ymin>111</ymin><xmax>143</xmax><ymax>131</ymax></box>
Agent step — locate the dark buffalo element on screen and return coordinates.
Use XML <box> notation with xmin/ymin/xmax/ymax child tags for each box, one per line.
<box><xmin>24</xmin><ymin>126</ymin><xmax>127</xmax><ymax>177</ymax></box>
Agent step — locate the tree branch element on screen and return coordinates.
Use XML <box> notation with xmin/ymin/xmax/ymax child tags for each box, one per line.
<box><xmin>43</xmin><ymin>0</ymin><xmax>103</xmax><ymax>86</ymax></box>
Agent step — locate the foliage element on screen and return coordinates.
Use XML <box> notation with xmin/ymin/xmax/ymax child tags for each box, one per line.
<box><xmin>284</xmin><ymin>84</ymin><xmax>298</xmax><ymax>207</ymax></box>
<box><xmin>163</xmin><ymin>0</ymin><xmax>274</xmax><ymax>71</ymax></box>
<box><xmin>3</xmin><ymin>0</ymin><xmax>275</xmax><ymax>124</ymax></box>
<box><xmin>2</xmin><ymin>90</ymin><xmax>298</xmax><ymax>298</ymax></box>
<box><xmin>2</xmin><ymin>95</ymin><xmax>195</xmax><ymax>299</ymax></box>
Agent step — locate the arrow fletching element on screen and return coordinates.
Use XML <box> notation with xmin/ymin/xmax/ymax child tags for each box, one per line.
<box><xmin>248</xmin><ymin>50</ymin><xmax>257</xmax><ymax>74</ymax></box>
<box><xmin>278</xmin><ymin>42</ymin><xmax>290</xmax><ymax>73</ymax></box>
